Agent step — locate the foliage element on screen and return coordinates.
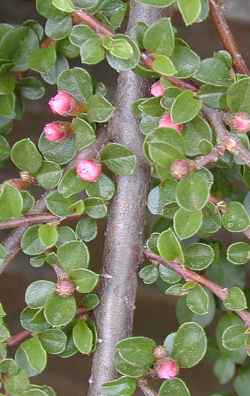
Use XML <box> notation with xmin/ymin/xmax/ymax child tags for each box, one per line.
<box><xmin>0</xmin><ymin>0</ymin><xmax>250</xmax><ymax>395</ymax></box>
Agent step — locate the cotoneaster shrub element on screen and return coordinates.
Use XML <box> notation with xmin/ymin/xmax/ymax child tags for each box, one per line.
<box><xmin>0</xmin><ymin>0</ymin><xmax>250</xmax><ymax>395</ymax></box>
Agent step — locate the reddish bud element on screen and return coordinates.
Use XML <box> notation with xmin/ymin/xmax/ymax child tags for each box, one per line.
<box><xmin>44</xmin><ymin>121</ymin><xmax>72</xmax><ymax>142</ymax></box>
<box><xmin>155</xmin><ymin>358</ymin><xmax>179</xmax><ymax>380</ymax></box>
<box><xmin>76</xmin><ymin>160</ymin><xmax>102</xmax><ymax>182</ymax></box>
<box><xmin>49</xmin><ymin>91</ymin><xmax>80</xmax><ymax>116</ymax></box>
<box><xmin>170</xmin><ymin>159</ymin><xmax>194</xmax><ymax>180</ymax></box>
<box><xmin>154</xmin><ymin>346</ymin><xmax>168</xmax><ymax>360</ymax></box>
<box><xmin>56</xmin><ymin>279</ymin><xmax>75</xmax><ymax>297</ymax></box>
<box><xmin>151</xmin><ymin>81</ymin><xmax>165</xmax><ymax>97</ymax></box>
<box><xmin>159</xmin><ymin>114</ymin><xmax>184</xmax><ymax>133</ymax></box>
<box><xmin>231</xmin><ymin>112</ymin><xmax>250</xmax><ymax>133</ymax></box>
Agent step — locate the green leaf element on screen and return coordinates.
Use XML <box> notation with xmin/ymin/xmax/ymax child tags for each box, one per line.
<box><xmin>171</xmin><ymin>91</ymin><xmax>202</xmax><ymax>124</ymax></box>
<box><xmin>106</xmin><ymin>34</ymin><xmax>140</xmax><ymax>72</ymax></box>
<box><xmin>176</xmin><ymin>172</ymin><xmax>210</xmax><ymax>211</ymax></box>
<box><xmin>139</xmin><ymin>265</ymin><xmax>159</xmax><ymax>285</ymax></box>
<box><xmin>177</xmin><ymin>291</ymin><xmax>216</xmax><ymax>328</ymax></box>
<box><xmin>11</xmin><ymin>138</ymin><xmax>42</xmax><ymax>174</ymax></box>
<box><xmin>39</xmin><ymin>329</ymin><xmax>66</xmax><ymax>355</ymax></box>
<box><xmin>177</xmin><ymin>0</ymin><xmax>201</xmax><ymax>25</ymax></box>
<box><xmin>194</xmin><ymin>53</ymin><xmax>232</xmax><ymax>86</ymax></box>
<box><xmin>101</xmin><ymin>143</ymin><xmax>136</xmax><ymax>176</ymax></box>
<box><xmin>0</xmin><ymin>324</ymin><xmax>10</xmax><ymax>342</ymax></box>
<box><xmin>172</xmin><ymin>43</ymin><xmax>200</xmax><ymax>79</ymax></box>
<box><xmin>29</xmin><ymin>47</ymin><xmax>57</xmax><ymax>73</ymax></box>
<box><xmin>69</xmin><ymin>25</ymin><xmax>98</xmax><ymax>48</ymax></box>
<box><xmin>73</xmin><ymin>320</ymin><xmax>93</xmax><ymax>354</ymax></box>
<box><xmin>19</xmin><ymin>77</ymin><xmax>45</xmax><ymax>100</ymax></box>
<box><xmin>46</xmin><ymin>191</ymin><xmax>79</xmax><ymax>217</ymax></box>
<box><xmin>159</xmin><ymin>264</ymin><xmax>181</xmax><ymax>284</ymax></box>
<box><xmin>52</xmin><ymin>0</ymin><xmax>74</xmax><ymax>12</ymax></box>
<box><xmin>56</xmin><ymin>225</ymin><xmax>76</xmax><ymax>246</ymax></box>
<box><xmin>159</xmin><ymin>378</ymin><xmax>191</xmax><ymax>396</ymax></box>
<box><xmin>186</xmin><ymin>285</ymin><xmax>209</xmax><ymax>315</ymax></box>
<box><xmin>38</xmin><ymin>224</ymin><xmax>58</xmax><ymax>248</ymax></box>
<box><xmin>76</xmin><ymin>217</ymin><xmax>97</xmax><ymax>242</ymax></box>
<box><xmin>86</xmin><ymin>174</ymin><xmax>115</xmax><ymax>201</ymax></box>
<box><xmin>222</xmin><ymin>324</ymin><xmax>246</xmax><ymax>351</ymax></box>
<box><xmin>103</xmin><ymin>36</ymin><xmax>134</xmax><ymax>60</ymax></box>
<box><xmin>0</xmin><ymin>184</ymin><xmax>23</xmax><ymax>221</ymax></box>
<box><xmin>114</xmin><ymin>351</ymin><xmax>146</xmax><ymax>378</ymax></box>
<box><xmin>224</xmin><ymin>287</ymin><xmax>247</xmax><ymax>311</ymax></box>
<box><xmin>184</xmin><ymin>243</ymin><xmax>215</xmax><ymax>271</ymax></box>
<box><xmin>214</xmin><ymin>357</ymin><xmax>235</xmax><ymax>385</ymax></box>
<box><xmin>116</xmin><ymin>336</ymin><xmax>156</xmax><ymax>369</ymax></box>
<box><xmin>57</xmin><ymin>169</ymin><xmax>86</xmax><ymax>198</ymax></box>
<box><xmin>227</xmin><ymin>242</ymin><xmax>250</xmax><ymax>265</ymax></box>
<box><xmin>36</xmin><ymin>161</ymin><xmax>63</xmax><ymax>190</ymax></box>
<box><xmin>0</xmin><ymin>94</ymin><xmax>15</xmax><ymax>118</ymax></box>
<box><xmin>102</xmin><ymin>377</ymin><xmax>137</xmax><ymax>396</ymax></box>
<box><xmin>152</xmin><ymin>54</ymin><xmax>177</xmax><ymax>76</ymax></box>
<box><xmin>172</xmin><ymin>322</ymin><xmax>207</xmax><ymax>368</ymax></box>
<box><xmin>0</xmin><ymin>135</ymin><xmax>10</xmax><ymax>162</ymax></box>
<box><xmin>222</xmin><ymin>202</ymin><xmax>250</xmax><ymax>232</ymax></box>
<box><xmin>137</xmin><ymin>0</ymin><xmax>175</xmax><ymax>6</ymax></box>
<box><xmin>157</xmin><ymin>228</ymin><xmax>184</xmax><ymax>264</ymax></box>
<box><xmin>16</xmin><ymin>336</ymin><xmax>47</xmax><ymax>375</ymax></box>
<box><xmin>57</xmin><ymin>67</ymin><xmax>93</xmax><ymax>101</ymax></box>
<box><xmin>80</xmin><ymin>37</ymin><xmax>105</xmax><ymax>65</ymax></box>
<box><xmin>72</xmin><ymin>117</ymin><xmax>96</xmax><ymax>150</ymax></box>
<box><xmin>20</xmin><ymin>307</ymin><xmax>50</xmax><ymax>333</ymax></box>
<box><xmin>199</xmin><ymin>202</ymin><xmax>222</xmax><ymax>235</ymax></box>
<box><xmin>25</xmin><ymin>280</ymin><xmax>55</xmax><ymax>308</ymax></box>
<box><xmin>143</xmin><ymin>18</ymin><xmax>175</xmax><ymax>57</ymax></box>
<box><xmin>0</xmin><ymin>73</ymin><xmax>15</xmax><ymax>95</ymax></box>
<box><xmin>84</xmin><ymin>197</ymin><xmax>107</xmax><ymax>219</ymax></box>
<box><xmin>183</xmin><ymin>116</ymin><xmax>212</xmax><ymax>157</ymax></box>
<box><xmin>87</xmin><ymin>95</ymin><xmax>114</xmax><ymax>123</ymax></box>
<box><xmin>147</xmin><ymin>181</ymin><xmax>177</xmax><ymax>215</ymax></box>
<box><xmin>82</xmin><ymin>293</ymin><xmax>100</xmax><ymax>311</ymax></box>
<box><xmin>38</xmin><ymin>133</ymin><xmax>76</xmax><ymax>165</ymax></box>
<box><xmin>227</xmin><ymin>77</ymin><xmax>250</xmax><ymax>113</ymax></box>
<box><xmin>44</xmin><ymin>293</ymin><xmax>76</xmax><ymax>327</ymax></box>
<box><xmin>69</xmin><ymin>268</ymin><xmax>99</xmax><ymax>293</ymax></box>
<box><xmin>198</xmin><ymin>84</ymin><xmax>227</xmax><ymax>109</ymax></box>
<box><xmin>174</xmin><ymin>208</ymin><xmax>202</xmax><ymax>240</ymax></box>
<box><xmin>45</xmin><ymin>15</ymin><xmax>72</xmax><ymax>40</ymax></box>
<box><xmin>4</xmin><ymin>369</ymin><xmax>29</xmax><ymax>394</ymax></box>
<box><xmin>57</xmin><ymin>240</ymin><xmax>89</xmax><ymax>273</ymax></box>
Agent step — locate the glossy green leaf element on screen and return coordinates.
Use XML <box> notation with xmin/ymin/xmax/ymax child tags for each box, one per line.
<box><xmin>152</xmin><ymin>54</ymin><xmax>177</xmax><ymax>76</ymax></box>
<box><xmin>16</xmin><ymin>336</ymin><xmax>47</xmax><ymax>375</ymax></box>
<box><xmin>38</xmin><ymin>224</ymin><xmax>58</xmax><ymax>248</ymax></box>
<box><xmin>86</xmin><ymin>174</ymin><xmax>115</xmax><ymax>201</ymax></box>
<box><xmin>222</xmin><ymin>324</ymin><xmax>246</xmax><ymax>351</ymax></box>
<box><xmin>73</xmin><ymin>320</ymin><xmax>93</xmax><ymax>354</ymax></box>
<box><xmin>222</xmin><ymin>202</ymin><xmax>250</xmax><ymax>232</ymax></box>
<box><xmin>87</xmin><ymin>95</ymin><xmax>114</xmax><ymax>123</ymax></box>
<box><xmin>11</xmin><ymin>138</ymin><xmax>42</xmax><ymax>174</ymax></box>
<box><xmin>172</xmin><ymin>44</ymin><xmax>200</xmax><ymax>79</ymax></box>
<box><xmin>194</xmin><ymin>53</ymin><xmax>232</xmax><ymax>86</ymax></box>
<box><xmin>102</xmin><ymin>376</ymin><xmax>137</xmax><ymax>396</ymax></box>
<box><xmin>224</xmin><ymin>287</ymin><xmax>247</xmax><ymax>311</ymax></box>
<box><xmin>106</xmin><ymin>34</ymin><xmax>140</xmax><ymax>72</ymax></box>
<box><xmin>39</xmin><ymin>329</ymin><xmax>67</xmax><ymax>355</ymax></box>
<box><xmin>184</xmin><ymin>243</ymin><xmax>215</xmax><ymax>271</ymax></box>
<box><xmin>172</xmin><ymin>322</ymin><xmax>207</xmax><ymax>368</ymax></box>
<box><xmin>36</xmin><ymin>161</ymin><xmax>63</xmax><ymax>190</ymax></box>
<box><xmin>76</xmin><ymin>217</ymin><xmax>97</xmax><ymax>242</ymax></box>
<box><xmin>186</xmin><ymin>285</ymin><xmax>209</xmax><ymax>315</ymax></box>
<box><xmin>214</xmin><ymin>357</ymin><xmax>235</xmax><ymax>385</ymax></box>
<box><xmin>177</xmin><ymin>0</ymin><xmax>201</xmax><ymax>25</ymax></box>
<box><xmin>0</xmin><ymin>184</ymin><xmax>23</xmax><ymax>221</ymax></box>
<box><xmin>171</xmin><ymin>91</ymin><xmax>202</xmax><ymax>124</ymax></box>
<box><xmin>227</xmin><ymin>77</ymin><xmax>250</xmax><ymax>113</ymax></box>
<box><xmin>69</xmin><ymin>268</ymin><xmax>99</xmax><ymax>293</ymax></box>
<box><xmin>72</xmin><ymin>117</ymin><xmax>96</xmax><ymax>150</ymax></box>
<box><xmin>57</xmin><ymin>67</ymin><xmax>93</xmax><ymax>101</ymax></box>
<box><xmin>25</xmin><ymin>281</ymin><xmax>55</xmax><ymax>308</ymax></box>
<box><xmin>29</xmin><ymin>47</ymin><xmax>56</xmax><ymax>73</ymax></box>
<box><xmin>158</xmin><ymin>228</ymin><xmax>184</xmax><ymax>264</ymax></box>
<box><xmin>101</xmin><ymin>143</ymin><xmax>136</xmax><ymax>176</ymax></box>
<box><xmin>44</xmin><ymin>293</ymin><xmax>76</xmax><ymax>327</ymax></box>
<box><xmin>137</xmin><ymin>0</ymin><xmax>175</xmax><ymax>6</ymax></box>
<box><xmin>143</xmin><ymin>18</ymin><xmax>175</xmax><ymax>56</ymax></box>
<box><xmin>116</xmin><ymin>336</ymin><xmax>156</xmax><ymax>369</ymax></box>
<box><xmin>84</xmin><ymin>197</ymin><xmax>107</xmax><ymax>219</ymax></box>
<box><xmin>57</xmin><ymin>240</ymin><xmax>89</xmax><ymax>273</ymax></box>
<box><xmin>159</xmin><ymin>378</ymin><xmax>191</xmax><ymax>396</ymax></box>
<box><xmin>46</xmin><ymin>191</ymin><xmax>79</xmax><ymax>217</ymax></box>
<box><xmin>139</xmin><ymin>264</ymin><xmax>159</xmax><ymax>285</ymax></box>
<box><xmin>174</xmin><ymin>208</ymin><xmax>202</xmax><ymax>240</ymax></box>
<box><xmin>227</xmin><ymin>242</ymin><xmax>250</xmax><ymax>265</ymax></box>
<box><xmin>52</xmin><ymin>0</ymin><xmax>74</xmax><ymax>12</ymax></box>
<box><xmin>38</xmin><ymin>133</ymin><xmax>76</xmax><ymax>165</ymax></box>
<box><xmin>176</xmin><ymin>172</ymin><xmax>210</xmax><ymax>211</ymax></box>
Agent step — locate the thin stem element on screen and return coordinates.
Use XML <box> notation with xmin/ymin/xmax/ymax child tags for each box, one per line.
<box><xmin>209</xmin><ymin>0</ymin><xmax>249</xmax><ymax>75</ymax></box>
<box><xmin>7</xmin><ymin>330</ymin><xmax>30</xmax><ymax>347</ymax></box>
<box><xmin>138</xmin><ymin>378</ymin><xmax>157</xmax><ymax>396</ymax></box>
<box><xmin>0</xmin><ymin>213</ymin><xmax>79</xmax><ymax>230</ymax></box>
<box><xmin>72</xmin><ymin>10</ymin><xmax>113</xmax><ymax>37</ymax></box>
<box><xmin>144</xmin><ymin>250</ymin><xmax>250</xmax><ymax>328</ymax></box>
<box><xmin>87</xmin><ymin>2</ymin><xmax>165</xmax><ymax>395</ymax></box>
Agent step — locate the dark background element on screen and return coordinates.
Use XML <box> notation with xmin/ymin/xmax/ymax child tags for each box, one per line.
<box><xmin>0</xmin><ymin>1</ymin><xmax>249</xmax><ymax>394</ymax></box>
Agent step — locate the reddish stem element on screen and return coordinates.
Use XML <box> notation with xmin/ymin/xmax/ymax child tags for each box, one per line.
<box><xmin>72</xmin><ymin>10</ymin><xmax>113</xmax><ymax>37</ymax></box>
<box><xmin>7</xmin><ymin>330</ymin><xmax>30</xmax><ymax>347</ymax></box>
<box><xmin>0</xmin><ymin>213</ymin><xmax>72</xmax><ymax>230</ymax></box>
<box><xmin>209</xmin><ymin>0</ymin><xmax>249</xmax><ymax>75</ymax></box>
<box><xmin>144</xmin><ymin>250</ymin><xmax>250</xmax><ymax>328</ymax></box>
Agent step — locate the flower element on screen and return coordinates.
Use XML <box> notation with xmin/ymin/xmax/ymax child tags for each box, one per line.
<box><xmin>56</xmin><ymin>280</ymin><xmax>75</xmax><ymax>297</ymax></box>
<box><xmin>159</xmin><ymin>114</ymin><xmax>184</xmax><ymax>133</ymax></box>
<box><xmin>44</xmin><ymin>121</ymin><xmax>71</xmax><ymax>142</ymax></box>
<box><xmin>49</xmin><ymin>91</ymin><xmax>79</xmax><ymax>116</ymax></box>
<box><xmin>231</xmin><ymin>112</ymin><xmax>250</xmax><ymax>133</ymax></box>
<box><xmin>76</xmin><ymin>160</ymin><xmax>102</xmax><ymax>182</ymax></box>
<box><xmin>155</xmin><ymin>358</ymin><xmax>179</xmax><ymax>380</ymax></box>
<box><xmin>151</xmin><ymin>81</ymin><xmax>165</xmax><ymax>97</ymax></box>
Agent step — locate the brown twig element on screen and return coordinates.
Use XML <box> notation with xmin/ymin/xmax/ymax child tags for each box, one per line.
<box><xmin>0</xmin><ymin>213</ymin><xmax>79</xmax><ymax>230</ymax></box>
<box><xmin>87</xmin><ymin>3</ymin><xmax>165</xmax><ymax>395</ymax></box>
<box><xmin>209</xmin><ymin>0</ymin><xmax>249</xmax><ymax>75</ymax></box>
<box><xmin>138</xmin><ymin>378</ymin><xmax>157</xmax><ymax>396</ymax></box>
<box><xmin>144</xmin><ymin>250</ymin><xmax>250</xmax><ymax>328</ymax></box>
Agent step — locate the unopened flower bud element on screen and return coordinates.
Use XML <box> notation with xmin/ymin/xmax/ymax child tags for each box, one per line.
<box><xmin>56</xmin><ymin>279</ymin><xmax>75</xmax><ymax>297</ymax></box>
<box><xmin>154</xmin><ymin>346</ymin><xmax>168</xmax><ymax>360</ymax></box>
<box><xmin>49</xmin><ymin>91</ymin><xmax>80</xmax><ymax>116</ymax></box>
<box><xmin>159</xmin><ymin>114</ymin><xmax>184</xmax><ymax>133</ymax></box>
<box><xmin>170</xmin><ymin>159</ymin><xmax>194</xmax><ymax>180</ymax></box>
<box><xmin>151</xmin><ymin>81</ymin><xmax>165</xmax><ymax>97</ymax></box>
<box><xmin>76</xmin><ymin>160</ymin><xmax>102</xmax><ymax>183</ymax></box>
<box><xmin>155</xmin><ymin>358</ymin><xmax>179</xmax><ymax>380</ymax></box>
<box><xmin>231</xmin><ymin>112</ymin><xmax>250</xmax><ymax>133</ymax></box>
<box><xmin>44</xmin><ymin>121</ymin><xmax>72</xmax><ymax>142</ymax></box>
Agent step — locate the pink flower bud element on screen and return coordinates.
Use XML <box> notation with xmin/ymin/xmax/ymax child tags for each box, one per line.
<box><xmin>44</xmin><ymin>121</ymin><xmax>71</xmax><ymax>142</ymax></box>
<box><xmin>159</xmin><ymin>114</ymin><xmax>184</xmax><ymax>133</ymax></box>
<box><xmin>49</xmin><ymin>91</ymin><xmax>79</xmax><ymax>116</ymax></box>
<box><xmin>76</xmin><ymin>160</ymin><xmax>102</xmax><ymax>183</ymax></box>
<box><xmin>56</xmin><ymin>279</ymin><xmax>75</xmax><ymax>297</ymax></box>
<box><xmin>170</xmin><ymin>159</ymin><xmax>193</xmax><ymax>180</ymax></box>
<box><xmin>231</xmin><ymin>112</ymin><xmax>250</xmax><ymax>133</ymax></box>
<box><xmin>155</xmin><ymin>359</ymin><xmax>179</xmax><ymax>380</ymax></box>
<box><xmin>151</xmin><ymin>81</ymin><xmax>165</xmax><ymax>97</ymax></box>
